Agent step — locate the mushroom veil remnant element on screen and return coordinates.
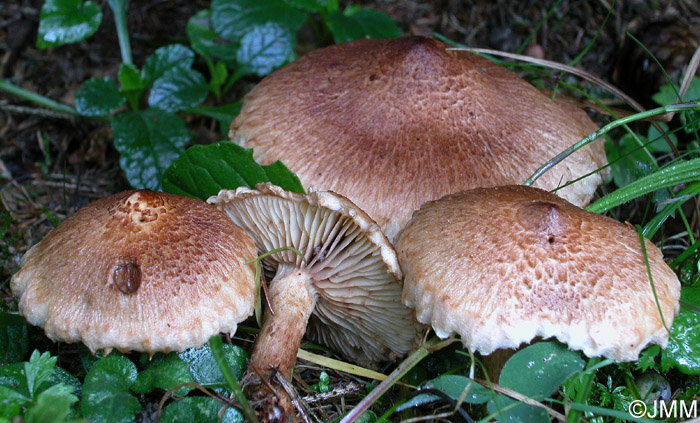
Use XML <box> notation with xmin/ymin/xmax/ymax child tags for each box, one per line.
<box><xmin>11</xmin><ymin>190</ymin><xmax>257</xmax><ymax>354</ymax></box>
<box><xmin>209</xmin><ymin>183</ymin><xmax>420</xmax><ymax>420</ymax></box>
<box><xmin>230</xmin><ymin>35</ymin><xmax>608</xmax><ymax>239</ymax></box>
<box><xmin>396</xmin><ymin>185</ymin><xmax>680</xmax><ymax>364</ymax></box>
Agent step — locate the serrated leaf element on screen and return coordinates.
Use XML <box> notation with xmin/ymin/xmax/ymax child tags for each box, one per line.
<box><xmin>178</xmin><ymin>343</ymin><xmax>247</xmax><ymax>391</ymax></box>
<box><xmin>81</xmin><ymin>355</ymin><xmax>141</xmax><ymax>423</ymax></box>
<box><xmin>237</xmin><ymin>23</ymin><xmax>295</xmax><ymax>77</ymax></box>
<box><xmin>325</xmin><ymin>6</ymin><xmax>401</xmax><ymax>44</ymax></box>
<box><xmin>148</xmin><ymin>68</ymin><xmax>209</xmax><ymax>112</ymax></box>
<box><xmin>142</xmin><ymin>44</ymin><xmax>195</xmax><ymax>85</ymax></box>
<box><xmin>24</xmin><ymin>383</ymin><xmax>78</xmax><ymax>423</ymax></box>
<box><xmin>487</xmin><ymin>342</ymin><xmax>585</xmax><ymax>423</ymax></box>
<box><xmin>162</xmin><ymin>141</ymin><xmax>304</xmax><ymax>200</ymax></box>
<box><xmin>132</xmin><ymin>354</ymin><xmax>194</xmax><ymax>396</ymax></box>
<box><xmin>0</xmin><ymin>386</ymin><xmax>29</xmax><ymax>419</ymax></box>
<box><xmin>210</xmin><ymin>0</ymin><xmax>307</xmax><ymax>42</ymax></box>
<box><xmin>187</xmin><ymin>9</ymin><xmax>238</xmax><ymax>63</ymax></box>
<box><xmin>118</xmin><ymin>63</ymin><xmax>144</xmax><ymax>91</ymax></box>
<box><xmin>187</xmin><ymin>102</ymin><xmax>241</xmax><ymax>136</ymax></box>
<box><xmin>37</xmin><ymin>0</ymin><xmax>102</xmax><ymax>49</ymax></box>
<box><xmin>0</xmin><ymin>312</ymin><xmax>28</xmax><ymax>364</ymax></box>
<box><xmin>112</xmin><ymin>109</ymin><xmax>190</xmax><ymax>190</ymax></box>
<box><xmin>24</xmin><ymin>351</ymin><xmax>57</xmax><ymax>398</ymax></box>
<box><xmin>661</xmin><ymin>285</ymin><xmax>700</xmax><ymax>375</ymax></box>
<box><xmin>75</xmin><ymin>77</ymin><xmax>125</xmax><ymax>117</ymax></box>
<box><xmin>161</xmin><ymin>397</ymin><xmax>243</xmax><ymax>423</ymax></box>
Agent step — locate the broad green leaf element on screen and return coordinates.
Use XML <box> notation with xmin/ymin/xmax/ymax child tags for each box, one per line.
<box><xmin>281</xmin><ymin>0</ymin><xmax>325</xmax><ymax>12</ymax></box>
<box><xmin>661</xmin><ymin>285</ymin><xmax>700</xmax><ymax>375</ymax></box>
<box><xmin>187</xmin><ymin>9</ymin><xmax>238</xmax><ymax>63</ymax></box>
<box><xmin>646</xmin><ymin>123</ymin><xmax>677</xmax><ymax>154</ymax></box>
<box><xmin>37</xmin><ymin>0</ymin><xmax>102</xmax><ymax>49</ymax></box>
<box><xmin>325</xmin><ymin>6</ymin><xmax>401</xmax><ymax>44</ymax></box>
<box><xmin>48</xmin><ymin>366</ymin><xmax>82</xmax><ymax>399</ymax></box>
<box><xmin>118</xmin><ymin>63</ymin><xmax>144</xmax><ymax>91</ymax></box>
<box><xmin>24</xmin><ymin>351</ymin><xmax>57</xmax><ymax>397</ymax></box>
<box><xmin>0</xmin><ymin>386</ymin><xmax>29</xmax><ymax>418</ymax></box>
<box><xmin>132</xmin><ymin>354</ymin><xmax>194</xmax><ymax>396</ymax></box>
<box><xmin>210</xmin><ymin>0</ymin><xmax>307</xmax><ymax>42</ymax></box>
<box><xmin>211</xmin><ymin>61</ymin><xmax>228</xmax><ymax>89</ymax></box>
<box><xmin>0</xmin><ymin>363</ymin><xmax>27</xmax><ymax>396</ymax></box>
<box><xmin>162</xmin><ymin>142</ymin><xmax>304</xmax><ymax>200</ymax></box>
<box><xmin>112</xmin><ymin>109</ymin><xmax>190</xmax><ymax>190</ymax></box>
<box><xmin>396</xmin><ymin>375</ymin><xmax>493</xmax><ymax>411</ymax></box>
<box><xmin>587</xmin><ymin>158</ymin><xmax>700</xmax><ymax>214</ymax></box>
<box><xmin>653</xmin><ymin>77</ymin><xmax>700</xmax><ymax>133</ymax></box>
<box><xmin>81</xmin><ymin>354</ymin><xmax>141</xmax><ymax>423</ymax></box>
<box><xmin>605</xmin><ymin>134</ymin><xmax>656</xmax><ymax>189</ymax></box>
<box><xmin>0</xmin><ymin>312</ymin><xmax>28</xmax><ymax>363</ymax></box>
<box><xmin>178</xmin><ymin>343</ymin><xmax>247</xmax><ymax>391</ymax></box>
<box><xmin>148</xmin><ymin>68</ymin><xmax>209</xmax><ymax>112</ymax></box>
<box><xmin>487</xmin><ymin>342</ymin><xmax>585</xmax><ymax>423</ymax></box>
<box><xmin>24</xmin><ymin>383</ymin><xmax>78</xmax><ymax>423</ymax></box>
<box><xmin>75</xmin><ymin>77</ymin><xmax>125</xmax><ymax>117</ymax></box>
<box><xmin>161</xmin><ymin>397</ymin><xmax>243</xmax><ymax>423</ymax></box>
<box><xmin>237</xmin><ymin>23</ymin><xmax>295</xmax><ymax>77</ymax></box>
<box><xmin>142</xmin><ymin>44</ymin><xmax>195</xmax><ymax>85</ymax></box>
<box><xmin>187</xmin><ymin>102</ymin><xmax>241</xmax><ymax>136</ymax></box>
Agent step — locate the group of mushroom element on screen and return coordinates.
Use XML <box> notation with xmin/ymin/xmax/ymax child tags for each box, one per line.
<box><xmin>10</xmin><ymin>36</ymin><xmax>681</xmax><ymax>421</ymax></box>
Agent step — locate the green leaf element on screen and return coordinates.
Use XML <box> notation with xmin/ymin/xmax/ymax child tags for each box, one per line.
<box><xmin>280</xmin><ymin>0</ymin><xmax>325</xmax><ymax>13</ymax></box>
<box><xmin>187</xmin><ymin>102</ymin><xmax>241</xmax><ymax>136</ymax></box>
<box><xmin>24</xmin><ymin>383</ymin><xmax>78</xmax><ymax>423</ymax></box>
<box><xmin>24</xmin><ymin>351</ymin><xmax>57</xmax><ymax>397</ymax></box>
<box><xmin>161</xmin><ymin>397</ymin><xmax>243</xmax><ymax>423</ymax></box>
<box><xmin>142</xmin><ymin>44</ymin><xmax>195</xmax><ymax>85</ymax></box>
<box><xmin>75</xmin><ymin>77</ymin><xmax>125</xmax><ymax>117</ymax></box>
<box><xmin>605</xmin><ymin>134</ymin><xmax>656</xmax><ymax>189</ymax></box>
<box><xmin>210</xmin><ymin>0</ymin><xmax>307</xmax><ymax>42</ymax></box>
<box><xmin>178</xmin><ymin>343</ymin><xmax>247</xmax><ymax>391</ymax></box>
<box><xmin>397</xmin><ymin>375</ymin><xmax>493</xmax><ymax>411</ymax></box>
<box><xmin>237</xmin><ymin>23</ymin><xmax>295</xmax><ymax>77</ymax></box>
<box><xmin>0</xmin><ymin>313</ymin><xmax>28</xmax><ymax>364</ymax></box>
<box><xmin>118</xmin><ymin>63</ymin><xmax>144</xmax><ymax>91</ymax></box>
<box><xmin>325</xmin><ymin>6</ymin><xmax>401</xmax><ymax>44</ymax></box>
<box><xmin>162</xmin><ymin>141</ymin><xmax>304</xmax><ymax>200</ymax></box>
<box><xmin>0</xmin><ymin>363</ymin><xmax>27</xmax><ymax>396</ymax></box>
<box><xmin>148</xmin><ymin>68</ymin><xmax>209</xmax><ymax>112</ymax></box>
<box><xmin>487</xmin><ymin>342</ymin><xmax>585</xmax><ymax>423</ymax></box>
<box><xmin>112</xmin><ymin>109</ymin><xmax>190</xmax><ymax>190</ymax></box>
<box><xmin>646</xmin><ymin>123</ymin><xmax>677</xmax><ymax>154</ymax></box>
<box><xmin>187</xmin><ymin>9</ymin><xmax>238</xmax><ymax>63</ymax></box>
<box><xmin>0</xmin><ymin>386</ymin><xmax>29</xmax><ymax>419</ymax></box>
<box><xmin>653</xmin><ymin>77</ymin><xmax>700</xmax><ymax>133</ymax></box>
<box><xmin>132</xmin><ymin>354</ymin><xmax>194</xmax><ymax>396</ymax></box>
<box><xmin>37</xmin><ymin>0</ymin><xmax>102</xmax><ymax>49</ymax></box>
<box><xmin>81</xmin><ymin>354</ymin><xmax>141</xmax><ymax>423</ymax></box>
<box><xmin>661</xmin><ymin>285</ymin><xmax>700</xmax><ymax>375</ymax></box>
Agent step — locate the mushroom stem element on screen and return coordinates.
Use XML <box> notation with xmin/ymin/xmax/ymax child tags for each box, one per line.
<box><xmin>245</xmin><ymin>265</ymin><xmax>316</xmax><ymax>421</ymax></box>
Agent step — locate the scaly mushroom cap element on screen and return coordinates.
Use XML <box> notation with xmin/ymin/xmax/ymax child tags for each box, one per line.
<box><xmin>209</xmin><ymin>183</ymin><xmax>420</xmax><ymax>366</ymax></box>
<box><xmin>11</xmin><ymin>190</ymin><xmax>257</xmax><ymax>354</ymax></box>
<box><xmin>231</xmin><ymin>36</ymin><xmax>608</xmax><ymax>239</ymax></box>
<box><xmin>396</xmin><ymin>185</ymin><xmax>680</xmax><ymax>362</ymax></box>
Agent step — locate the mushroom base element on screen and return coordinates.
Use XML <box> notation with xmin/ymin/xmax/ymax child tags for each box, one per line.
<box><xmin>244</xmin><ymin>267</ymin><xmax>316</xmax><ymax>422</ymax></box>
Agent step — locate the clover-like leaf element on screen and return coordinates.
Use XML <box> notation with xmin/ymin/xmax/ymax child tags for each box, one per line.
<box><xmin>142</xmin><ymin>44</ymin><xmax>195</xmax><ymax>85</ymax></box>
<box><xmin>112</xmin><ymin>109</ymin><xmax>190</xmax><ymax>190</ymax></box>
<box><xmin>37</xmin><ymin>0</ymin><xmax>102</xmax><ymax>49</ymax></box>
<box><xmin>162</xmin><ymin>141</ymin><xmax>304</xmax><ymax>201</ymax></box>
<box><xmin>237</xmin><ymin>22</ymin><xmax>295</xmax><ymax>77</ymax></box>
<box><xmin>148</xmin><ymin>68</ymin><xmax>209</xmax><ymax>112</ymax></box>
<box><xmin>81</xmin><ymin>354</ymin><xmax>141</xmax><ymax>423</ymax></box>
<box><xmin>662</xmin><ymin>285</ymin><xmax>700</xmax><ymax>375</ymax></box>
<box><xmin>75</xmin><ymin>77</ymin><xmax>125</xmax><ymax>117</ymax></box>
<box><xmin>210</xmin><ymin>0</ymin><xmax>307</xmax><ymax>42</ymax></box>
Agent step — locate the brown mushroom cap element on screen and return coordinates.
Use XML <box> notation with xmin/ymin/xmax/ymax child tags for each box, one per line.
<box><xmin>11</xmin><ymin>190</ymin><xmax>257</xmax><ymax>354</ymax></box>
<box><xmin>231</xmin><ymin>36</ymin><xmax>608</xmax><ymax>239</ymax></box>
<box><xmin>209</xmin><ymin>183</ymin><xmax>420</xmax><ymax>366</ymax></box>
<box><xmin>396</xmin><ymin>185</ymin><xmax>680</xmax><ymax>361</ymax></box>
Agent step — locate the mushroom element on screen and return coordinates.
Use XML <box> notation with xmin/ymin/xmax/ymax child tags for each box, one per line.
<box><xmin>11</xmin><ymin>190</ymin><xmax>257</xmax><ymax>354</ymax></box>
<box><xmin>395</xmin><ymin>185</ymin><xmax>681</xmax><ymax>372</ymax></box>
<box><xmin>230</xmin><ymin>35</ymin><xmax>608</xmax><ymax>239</ymax></box>
<box><xmin>209</xmin><ymin>183</ymin><xmax>420</xmax><ymax>420</ymax></box>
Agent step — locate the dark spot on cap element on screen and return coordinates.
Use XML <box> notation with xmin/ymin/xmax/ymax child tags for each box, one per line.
<box><xmin>113</xmin><ymin>262</ymin><xmax>141</xmax><ymax>294</ymax></box>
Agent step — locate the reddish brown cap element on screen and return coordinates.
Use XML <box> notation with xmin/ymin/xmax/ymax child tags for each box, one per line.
<box><xmin>11</xmin><ymin>190</ymin><xmax>257</xmax><ymax>354</ymax></box>
<box><xmin>231</xmin><ymin>36</ymin><xmax>608</xmax><ymax>239</ymax></box>
<box><xmin>396</xmin><ymin>185</ymin><xmax>680</xmax><ymax>361</ymax></box>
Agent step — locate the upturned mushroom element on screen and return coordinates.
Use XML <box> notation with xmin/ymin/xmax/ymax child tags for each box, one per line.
<box><xmin>11</xmin><ymin>190</ymin><xmax>257</xmax><ymax>354</ymax></box>
<box><xmin>396</xmin><ymin>185</ymin><xmax>680</xmax><ymax>371</ymax></box>
<box><xmin>230</xmin><ymin>36</ymin><xmax>608</xmax><ymax>239</ymax></box>
<box><xmin>209</xmin><ymin>183</ymin><xmax>420</xmax><ymax>420</ymax></box>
